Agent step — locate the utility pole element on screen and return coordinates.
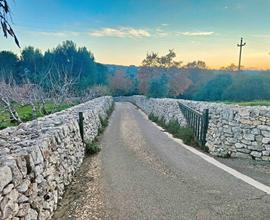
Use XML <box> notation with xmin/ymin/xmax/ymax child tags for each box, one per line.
<box><xmin>237</xmin><ymin>37</ymin><xmax>246</xmax><ymax>71</ymax></box>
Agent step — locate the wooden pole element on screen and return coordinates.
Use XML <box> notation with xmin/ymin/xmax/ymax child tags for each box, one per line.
<box><xmin>237</xmin><ymin>37</ymin><xmax>246</xmax><ymax>71</ymax></box>
<box><xmin>79</xmin><ymin>112</ymin><xmax>84</xmax><ymax>142</ymax></box>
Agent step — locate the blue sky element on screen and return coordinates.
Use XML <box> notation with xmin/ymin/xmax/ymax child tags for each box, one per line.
<box><xmin>1</xmin><ymin>0</ymin><xmax>270</xmax><ymax>69</ymax></box>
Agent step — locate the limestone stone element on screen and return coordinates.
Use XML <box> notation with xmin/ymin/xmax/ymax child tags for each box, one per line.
<box><xmin>17</xmin><ymin>194</ymin><xmax>29</xmax><ymax>204</ymax></box>
<box><xmin>262</xmin><ymin>138</ymin><xmax>270</xmax><ymax>144</ymax></box>
<box><xmin>17</xmin><ymin>203</ymin><xmax>30</xmax><ymax>217</ymax></box>
<box><xmin>258</xmin><ymin>125</ymin><xmax>270</xmax><ymax>131</ymax></box>
<box><xmin>265</xmin><ymin>145</ymin><xmax>270</xmax><ymax>151</ymax></box>
<box><xmin>237</xmin><ymin>148</ymin><xmax>251</xmax><ymax>154</ymax></box>
<box><xmin>243</xmin><ymin>134</ymin><xmax>255</xmax><ymax>141</ymax></box>
<box><xmin>262</xmin><ymin>156</ymin><xmax>270</xmax><ymax>161</ymax></box>
<box><xmin>25</xmin><ymin>208</ymin><xmax>38</xmax><ymax>220</ymax></box>
<box><xmin>17</xmin><ymin>179</ymin><xmax>30</xmax><ymax>193</ymax></box>
<box><xmin>251</xmin><ymin>128</ymin><xmax>260</xmax><ymax>135</ymax></box>
<box><xmin>31</xmin><ymin>148</ymin><xmax>44</xmax><ymax>165</ymax></box>
<box><xmin>0</xmin><ymin>166</ymin><xmax>12</xmax><ymax>192</ymax></box>
<box><xmin>1</xmin><ymin>196</ymin><xmax>19</xmax><ymax>219</ymax></box>
<box><xmin>262</xmin><ymin>131</ymin><xmax>270</xmax><ymax>138</ymax></box>
<box><xmin>39</xmin><ymin>210</ymin><xmax>51</xmax><ymax>220</ymax></box>
<box><xmin>15</xmin><ymin>156</ymin><xmax>28</xmax><ymax>178</ymax></box>
<box><xmin>262</xmin><ymin>151</ymin><xmax>270</xmax><ymax>156</ymax></box>
<box><xmin>235</xmin><ymin>143</ymin><xmax>245</xmax><ymax>149</ymax></box>
<box><xmin>250</xmin><ymin>151</ymin><xmax>262</xmax><ymax>158</ymax></box>
<box><xmin>4</xmin><ymin>160</ymin><xmax>23</xmax><ymax>187</ymax></box>
<box><xmin>3</xmin><ymin>183</ymin><xmax>14</xmax><ymax>195</ymax></box>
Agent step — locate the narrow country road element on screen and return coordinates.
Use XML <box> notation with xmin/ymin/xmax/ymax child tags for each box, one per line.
<box><xmin>100</xmin><ymin>102</ymin><xmax>270</xmax><ymax>219</ymax></box>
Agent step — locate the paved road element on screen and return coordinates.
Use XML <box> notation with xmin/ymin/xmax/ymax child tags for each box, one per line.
<box><xmin>100</xmin><ymin>102</ymin><xmax>270</xmax><ymax>220</ymax></box>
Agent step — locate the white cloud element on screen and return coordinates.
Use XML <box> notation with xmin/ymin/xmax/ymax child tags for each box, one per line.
<box><xmin>90</xmin><ymin>27</ymin><xmax>151</xmax><ymax>38</ymax></box>
<box><xmin>178</xmin><ymin>31</ymin><xmax>214</xmax><ymax>36</ymax></box>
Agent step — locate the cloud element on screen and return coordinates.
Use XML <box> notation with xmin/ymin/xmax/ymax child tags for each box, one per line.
<box><xmin>178</xmin><ymin>31</ymin><xmax>214</xmax><ymax>36</ymax></box>
<box><xmin>90</xmin><ymin>27</ymin><xmax>151</xmax><ymax>38</ymax></box>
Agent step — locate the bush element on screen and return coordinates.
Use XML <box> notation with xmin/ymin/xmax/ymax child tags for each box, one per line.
<box><xmin>195</xmin><ymin>74</ymin><xmax>232</xmax><ymax>101</ymax></box>
<box><xmin>0</xmin><ymin>122</ymin><xmax>7</xmax><ymax>130</ymax></box>
<box><xmin>223</xmin><ymin>74</ymin><xmax>270</xmax><ymax>101</ymax></box>
<box><xmin>85</xmin><ymin>141</ymin><xmax>101</xmax><ymax>155</ymax></box>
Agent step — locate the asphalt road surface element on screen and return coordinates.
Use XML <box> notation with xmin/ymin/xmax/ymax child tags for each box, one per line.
<box><xmin>100</xmin><ymin>102</ymin><xmax>270</xmax><ymax>220</ymax></box>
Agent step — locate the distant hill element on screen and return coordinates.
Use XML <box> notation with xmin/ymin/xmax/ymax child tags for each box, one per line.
<box><xmin>105</xmin><ymin>64</ymin><xmax>139</xmax><ymax>78</ymax></box>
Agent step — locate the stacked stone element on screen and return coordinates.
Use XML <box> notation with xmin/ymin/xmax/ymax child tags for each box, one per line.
<box><xmin>0</xmin><ymin>96</ymin><xmax>113</xmax><ymax>220</ymax></box>
<box><xmin>125</xmin><ymin>95</ymin><xmax>270</xmax><ymax>161</ymax></box>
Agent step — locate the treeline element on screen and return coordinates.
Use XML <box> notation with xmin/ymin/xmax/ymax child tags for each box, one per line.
<box><xmin>191</xmin><ymin>73</ymin><xmax>270</xmax><ymax>101</ymax></box>
<box><xmin>0</xmin><ymin>40</ymin><xmax>108</xmax><ymax>96</ymax></box>
<box><xmin>108</xmin><ymin>50</ymin><xmax>270</xmax><ymax>101</ymax></box>
<box><xmin>1</xmin><ymin>42</ymin><xmax>270</xmax><ymax>103</ymax></box>
<box><xmin>0</xmin><ymin>41</ymin><xmax>111</xmax><ymax>125</ymax></box>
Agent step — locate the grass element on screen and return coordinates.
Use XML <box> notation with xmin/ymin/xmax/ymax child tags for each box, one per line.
<box><xmin>148</xmin><ymin>113</ymin><xmax>204</xmax><ymax>150</ymax></box>
<box><xmin>222</xmin><ymin>100</ymin><xmax>270</xmax><ymax>106</ymax></box>
<box><xmin>85</xmin><ymin>102</ymin><xmax>115</xmax><ymax>156</ymax></box>
<box><xmin>0</xmin><ymin>102</ymin><xmax>76</xmax><ymax>130</ymax></box>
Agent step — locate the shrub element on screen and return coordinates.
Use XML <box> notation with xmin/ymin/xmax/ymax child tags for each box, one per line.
<box><xmin>98</xmin><ymin>102</ymin><xmax>115</xmax><ymax>135</ymax></box>
<box><xmin>0</xmin><ymin>122</ymin><xmax>7</xmax><ymax>130</ymax></box>
<box><xmin>85</xmin><ymin>141</ymin><xmax>101</xmax><ymax>155</ymax></box>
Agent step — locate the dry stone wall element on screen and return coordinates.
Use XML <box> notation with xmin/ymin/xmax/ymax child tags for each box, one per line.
<box><xmin>0</xmin><ymin>96</ymin><xmax>113</xmax><ymax>220</ymax></box>
<box><xmin>119</xmin><ymin>96</ymin><xmax>270</xmax><ymax>161</ymax></box>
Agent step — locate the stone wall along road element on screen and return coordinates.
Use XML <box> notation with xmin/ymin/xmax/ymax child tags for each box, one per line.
<box><xmin>117</xmin><ymin>95</ymin><xmax>270</xmax><ymax>161</ymax></box>
<box><xmin>0</xmin><ymin>96</ymin><xmax>113</xmax><ymax>220</ymax></box>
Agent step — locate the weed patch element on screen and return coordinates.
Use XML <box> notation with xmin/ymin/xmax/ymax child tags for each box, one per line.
<box><xmin>85</xmin><ymin>102</ymin><xmax>115</xmax><ymax>155</ymax></box>
<box><xmin>148</xmin><ymin>113</ymin><xmax>200</xmax><ymax>148</ymax></box>
<box><xmin>85</xmin><ymin>141</ymin><xmax>101</xmax><ymax>155</ymax></box>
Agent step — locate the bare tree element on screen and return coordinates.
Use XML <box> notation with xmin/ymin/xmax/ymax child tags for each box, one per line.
<box><xmin>220</xmin><ymin>63</ymin><xmax>238</xmax><ymax>72</ymax></box>
<box><xmin>45</xmin><ymin>60</ymin><xmax>80</xmax><ymax>107</ymax></box>
<box><xmin>83</xmin><ymin>85</ymin><xmax>110</xmax><ymax>101</ymax></box>
<box><xmin>142</xmin><ymin>50</ymin><xmax>182</xmax><ymax>68</ymax></box>
<box><xmin>0</xmin><ymin>0</ymin><xmax>20</xmax><ymax>47</ymax></box>
<box><xmin>17</xmin><ymin>82</ymin><xmax>45</xmax><ymax>119</ymax></box>
<box><xmin>0</xmin><ymin>80</ymin><xmax>22</xmax><ymax>123</ymax></box>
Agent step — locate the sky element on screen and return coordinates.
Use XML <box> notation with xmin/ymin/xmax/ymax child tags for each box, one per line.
<box><xmin>1</xmin><ymin>0</ymin><xmax>270</xmax><ymax>69</ymax></box>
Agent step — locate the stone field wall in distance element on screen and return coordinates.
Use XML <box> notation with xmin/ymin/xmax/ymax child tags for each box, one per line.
<box><xmin>0</xmin><ymin>96</ymin><xmax>113</xmax><ymax>220</ymax></box>
<box><xmin>117</xmin><ymin>96</ymin><xmax>270</xmax><ymax>161</ymax></box>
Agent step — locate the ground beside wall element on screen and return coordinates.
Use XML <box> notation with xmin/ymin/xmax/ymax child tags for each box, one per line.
<box><xmin>0</xmin><ymin>96</ymin><xmax>113</xmax><ymax>220</ymax></box>
<box><xmin>117</xmin><ymin>96</ymin><xmax>270</xmax><ymax>161</ymax></box>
